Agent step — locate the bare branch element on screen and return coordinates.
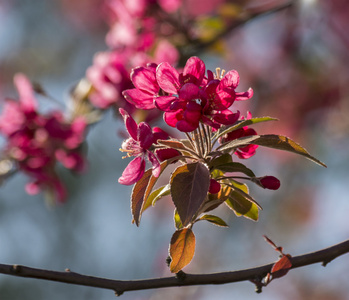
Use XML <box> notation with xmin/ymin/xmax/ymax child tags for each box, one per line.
<box><xmin>182</xmin><ymin>0</ymin><xmax>295</xmax><ymax>59</ymax></box>
<box><xmin>0</xmin><ymin>239</ymin><xmax>348</xmax><ymax>296</ymax></box>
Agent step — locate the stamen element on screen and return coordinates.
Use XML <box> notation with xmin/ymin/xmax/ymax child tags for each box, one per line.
<box><xmin>215</xmin><ymin>67</ymin><xmax>226</xmax><ymax>79</ymax></box>
<box><xmin>215</xmin><ymin>68</ymin><xmax>221</xmax><ymax>79</ymax></box>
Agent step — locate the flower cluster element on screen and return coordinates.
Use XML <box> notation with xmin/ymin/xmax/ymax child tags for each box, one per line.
<box><xmin>118</xmin><ymin>56</ymin><xmax>325</xmax><ymax>273</ymax></box>
<box><xmin>84</xmin><ymin>0</ymin><xmax>179</xmax><ymax>116</ymax></box>
<box><xmin>123</xmin><ymin>56</ymin><xmax>253</xmax><ymax>132</ymax></box>
<box><xmin>0</xmin><ymin>74</ymin><xmax>87</xmax><ymax>203</ymax></box>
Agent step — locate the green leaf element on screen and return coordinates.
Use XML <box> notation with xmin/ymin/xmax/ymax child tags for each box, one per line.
<box><xmin>174</xmin><ymin>209</ymin><xmax>183</xmax><ymax>230</ymax></box>
<box><xmin>225</xmin><ymin>189</ymin><xmax>260</xmax><ymax>221</ymax></box>
<box><xmin>198</xmin><ymin>214</ymin><xmax>228</xmax><ymax>227</ymax></box>
<box><xmin>169</xmin><ymin>228</ymin><xmax>196</xmax><ymax>273</ymax></box>
<box><xmin>213</xmin><ymin>117</ymin><xmax>278</xmax><ymax>140</ymax></box>
<box><xmin>203</xmin><ymin>184</ymin><xmax>231</xmax><ymax>212</ymax></box>
<box><xmin>217</xmin><ymin>135</ymin><xmax>260</xmax><ymax>152</ymax></box>
<box><xmin>230</xmin><ymin>180</ymin><xmax>249</xmax><ymax>194</ymax></box>
<box><xmin>142</xmin><ymin>184</ymin><xmax>171</xmax><ymax>212</ymax></box>
<box><xmin>251</xmin><ymin>135</ymin><xmax>326</xmax><ymax>167</ymax></box>
<box><xmin>208</xmin><ymin>153</ymin><xmax>232</xmax><ymax>169</ymax></box>
<box><xmin>215</xmin><ymin>162</ymin><xmax>256</xmax><ymax>178</ymax></box>
<box><xmin>131</xmin><ymin>161</ymin><xmax>169</xmax><ymax>226</ymax></box>
<box><xmin>170</xmin><ymin>162</ymin><xmax>210</xmax><ymax>226</ymax></box>
<box><xmin>218</xmin><ymin>134</ymin><xmax>326</xmax><ymax>167</ymax></box>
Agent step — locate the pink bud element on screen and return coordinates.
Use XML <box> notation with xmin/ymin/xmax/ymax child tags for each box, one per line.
<box><xmin>209</xmin><ymin>179</ymin><xmax>221</xmax><ymax>194</ymax></box>
<box><xmin>259</xmin><ymin>176</ymin><xmax>280</xmax><ymax>190</ymax></box>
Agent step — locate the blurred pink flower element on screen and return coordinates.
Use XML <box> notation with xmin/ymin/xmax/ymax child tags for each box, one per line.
<box><xmin>86</xmin><ymin>51</ymin><xmax>134</xmax><ymax>110</ymax></box>
<box><xmin>0</xmin><ymin>73</ymin><xmax>88</xmax><ymax>203</ymax></box>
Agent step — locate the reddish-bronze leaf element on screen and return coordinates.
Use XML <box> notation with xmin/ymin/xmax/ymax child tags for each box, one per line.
<box><xmin>131</xmin><ymin>169</ymin><xmax>152</xmax><ymax>226</ymax></box>
<box><xmin>271</xmin><ymin>254</ymin><xmax>292</xmax><ymax>279</ymax></box>
<box><xmin>131</xmin><ymin>161</ymin><xmax>169</xmax><ymax>226</ymax></box>
<box><xmin>157</xmin><ymin>139</ymin><xmax>189</xmax><ymax>150</ymax></box>
<box><xmin>170</xmin><ymin>162</ymin><xmax>210</xmax><ymax>226</ymax></box>
<box><xmin>169</xmin><ymin>228</ymin><xmax>196</xmax><ymax>273</ymax></box>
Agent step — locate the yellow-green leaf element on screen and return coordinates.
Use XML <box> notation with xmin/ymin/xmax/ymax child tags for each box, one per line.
<box><xmin>215</xmin><ymin>162</ymin><xmax>255</xmax><ymax>178</ymax></box>
<box><xmin>225</xmin><ymin>189</ymin><xmax>260</xmax><ymax>221</ymax></box>
<box><xmin>218</xmin><ymin>134</ymin><xmax>326</xmax><ymax>167</ymax></box>
<box><xmin>252</xmin><ymin>135</ymin><xmax>326</xmax><ymax>167</ymax></box>
<box><xmin>198</xmin><ymin>214</ymin><xmax>228</xmax><ymax>227</ymax></box>
<box><xmin>174</xmin><ymin>209</ymin><xmax>183</xmax><ymax>230</ymax></box>
<box><xmin>142</xmin><ymin>184</ymin><xmax>171</xmax><ymax>212</ymax></box>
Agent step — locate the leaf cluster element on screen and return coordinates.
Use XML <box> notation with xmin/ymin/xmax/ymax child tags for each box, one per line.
<box><xmin>128</xmin><ymin>117</ymin><xmax>325</xmax><ymax>272</ymax></box>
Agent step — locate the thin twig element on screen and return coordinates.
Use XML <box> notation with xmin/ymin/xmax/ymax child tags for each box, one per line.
<box><xmin>184</xmin><ymin>0</ymin><xmax>295</xmax><ymax>58</ymax></box>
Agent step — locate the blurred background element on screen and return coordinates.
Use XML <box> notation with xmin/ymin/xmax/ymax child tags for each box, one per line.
<box><xmin>0</xmin><ymin>0</ymin><xmax>348</xmax><ymax>299</ymax></box>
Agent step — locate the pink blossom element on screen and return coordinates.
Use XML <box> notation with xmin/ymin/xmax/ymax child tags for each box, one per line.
<box><xmin>86</xmin><ymin>51</ymin><xmax>134</xmax><ymax>110</ymax></box>
<box><xmin>118</xmin><ymin>108</ymin><xmax>161</xmax><ymax>185</ymax></box>
<box><xmin>154</xmin><ymin>40</ymin><xmax>179</xmax><ymax>66</ymax></box>
<box><xmin>122</xmin><ymin>63</ymin><xmax>159</xmax><ymax>110</ymax></box>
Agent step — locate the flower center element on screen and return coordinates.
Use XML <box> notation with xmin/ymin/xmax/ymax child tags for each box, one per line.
<box><xmin>119</xmin><ymin>138</ymin><xmax>143</xmax><ymax>158</ymax></box>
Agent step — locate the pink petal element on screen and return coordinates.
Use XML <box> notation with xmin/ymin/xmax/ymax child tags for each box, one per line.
<box><xmin>235</xmin><ymin>144</ymin><xmax>258</xmax><ymax>159</ymax></box>
<box><xmin>156</xmin><ymin>62</ymin><xmax>180</xmax><ymax>94</ymax></box>
<box><xmin>119</xmin><ymin>108</ymin><xmax>138</xmax><ymax>140</ymax></box>
<box><xmin>155</xmin><ymin>148</ymin><xmax>181</xmax><ymax>162</ymax></box>
<box><xmin>155</xmin><ymin>95</ymin><xmax>177</xmax><ymax>112</ymax></box>
<box><xmin>215</xmin><ymin>88</ymin><xmax>236</xmax><ymax>110</ymax></box>
<box><xmin>182</xmin><ymin>56</ymin><xmax>206</xmax><ymax>86</ymax></box>
<box><xmin>14</xmin><ymin>73</ymin><xmax>37</xmax><ymax>112</ymax></box>
<box><xmin>212</xmin><ymin>110</ymin><xmax>240</xmax><ymax>125</ymax></box>
<box><xmin>164</xmin><ymin>110</ymin><xmax>183</xmax><ymax>128</ymax></box>
<box><xmin>152</xmin><ymin>127</ymin><xmax>170</xmax><ymax>142</ymax></box>
<box><xmin>183</xmin><ymin>101</ymin><xmax>202</xmax><ymax>122</ymax></box>
<box><xmin>138</xmin><ymin>122</ymin><xmax>154</xmax><ymax>149</ymax></box>
<box><xmin>122</xmin><ymin>88</ymin><xmax>156</xmax><ymax>109</ymax></box>
<box><xmin>176</xmin><ymin>119</ymin><xmax>199</xmax><ymax>132</ymax></box>
<box><xmin>131</xmin><ymin>66</ymin><xmax>159</xmax><ymax>94</ymax></box>
<box><xmin>201</xmin><ymin>115</ymin><xmax>221</xmax><ymax>129</ymax></box>
<box><xmin>118</xmin><ymin>156</ymin><xmax>145</xmax><ymax>185</ymax></box>
<box><xmin>220</xmin><ymin>70</ymin><xmax>240</xmax><ymax>89</ymax></box>
<box><xmin>147</xmin><ymin>151</ymin><xmax>161</xmax><ymax>177</ymax></box>
<box><xmin>235</xmin><ymin>88</ymin><xmax>254</xmax><ymax>101</ymax></box>
<box><xmin>178</xmin><ymin>83</ymin><xmax>200</xmax><ymax>101</ymax></box>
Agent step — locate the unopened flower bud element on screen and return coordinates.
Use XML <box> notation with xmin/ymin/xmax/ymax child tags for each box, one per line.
<box><xmin>209</xmin><ymin>179</ymin><xmax>221</xmax><ymax>194</ymax></box>
<box><xmin>259</xmin><ymin>176</ymin><xmax>280</xmax><ymax>190</ymax></box>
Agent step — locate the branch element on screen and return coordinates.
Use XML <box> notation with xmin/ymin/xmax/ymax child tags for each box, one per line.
<box><xmin>0</xmin><ymin>239</ymin><xmax>348</xmax><ymax>296</ymax></box>
<box><xmin>182</xmin><ymin>0</ymin><xmax>295</xmax><ymax>59</ymax></box>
